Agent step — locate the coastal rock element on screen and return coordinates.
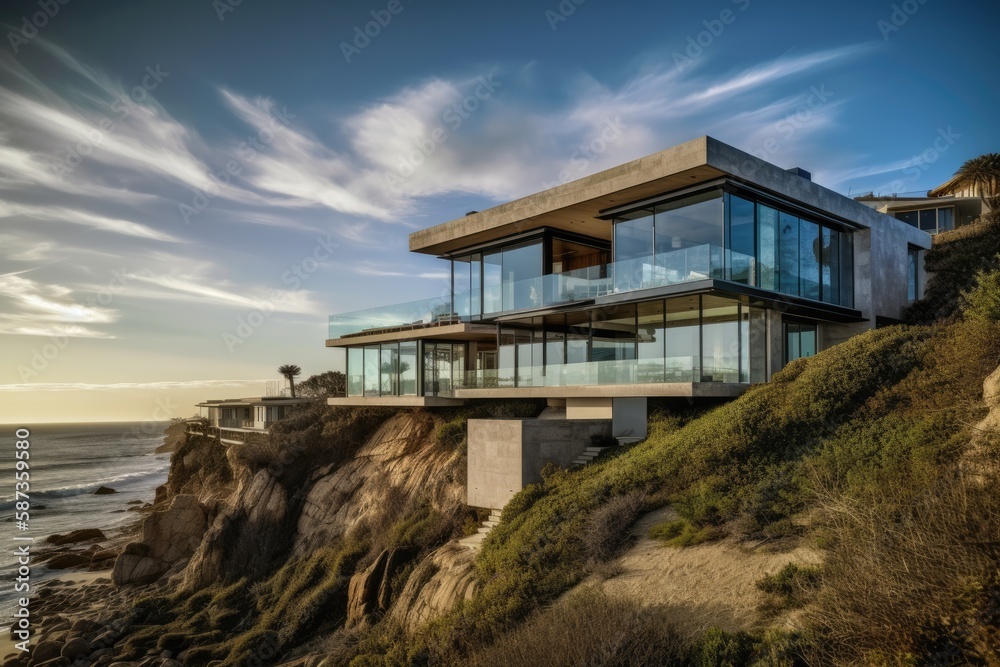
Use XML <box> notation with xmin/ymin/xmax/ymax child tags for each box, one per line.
<box><xmin>45</xmin><ymin>553</ymin><xmax>91</xmax><ymax>570</ymax></box>
<box><xmin>389</xmin><ymin>542</ymin><xmax>478</xmax><ymax>632</ymax></box>
<box><xmin>347</xmin><ymin>551</ymin><xmax>389</xmax><ymax>626</ymax></box>
<box><xmin>90</xmin><ymin>549</ymin><xmax>120</xmax><ymax>566</ymax></box>
<box><xmin>45</xmin><ymin>529</ymin><xmax>106</xmax><ymax>546</ymax></box>
<box><xmin>59</xmin><ymin>638</ymin><xmax>90</xmax><ymax>660</ymax></box>
<box><xmin>142</xmin><ymin>495</ymin><xmax>207</xmax><ymax>563</ymax></box>
<box><xmin>112</xmin><ymin>495</ymin><xmax>206</xmax><ymax>587</ymax></box>
<box><xmin>294</xmin><ymin>413</ymin><xmax>464</xmax><ymax>556</ymax></box>
<box><xmin>28</xmin><ymin>640</ymin><xmax>62</xmax><ymax>664</ymax></box>
<box><xmin>112</xmin><ymin>544</ymin><xmax>167</xmax><ymax>586</ymax></box>
<box><xmin>347</xmin><ymin>547</ymin><xmax>415</xmax><ymax>626</ymax></box>
<box><xmin>180</xmin><ymin>470</ymin><xmax>287</xmax><ymax>592</ymax></box>
<box><xmin>93</xmin><ymin>487</ymin><xmax>117</xmax><ymax>495</ymax></box>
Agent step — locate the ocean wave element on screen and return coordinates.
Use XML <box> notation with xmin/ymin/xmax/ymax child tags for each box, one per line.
<box><xmin>0</xmin><ymin>465</ymin><xmax>169</xmax><ymax>507</ymax></box>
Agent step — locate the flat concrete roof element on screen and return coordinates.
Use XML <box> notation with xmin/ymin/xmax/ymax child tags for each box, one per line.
<box><xmin>409</xmin><ymin>136</ymin><xmax>919</xmax><ymax>256</ymax></box>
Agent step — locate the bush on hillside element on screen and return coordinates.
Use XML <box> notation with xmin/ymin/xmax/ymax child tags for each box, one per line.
<box><xmin>962</xmin><ymin>261</ymin><xmax>1000</xmax><ymax>322</ymax></box>
<box><xmin>464</xmin><ymin>589</ymin><xmax>687</xmax><ymax>667</ymax></box>
<box><xmin>907</xmin><ymin>209</ymin><xmax>1000</xmax><ymax>323</ymax></box>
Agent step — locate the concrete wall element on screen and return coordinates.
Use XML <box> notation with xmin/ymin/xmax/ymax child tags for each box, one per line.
<box><xmin>467</xmin><ymin>418</ymin><xmax>612</xmax><ymax>509</ymax></box>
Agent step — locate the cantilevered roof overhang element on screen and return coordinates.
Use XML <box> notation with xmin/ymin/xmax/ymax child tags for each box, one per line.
<box><xmin>409</xmin><ymin>135</ymin><xmax>906</xmax><ymax>256</ymax></box>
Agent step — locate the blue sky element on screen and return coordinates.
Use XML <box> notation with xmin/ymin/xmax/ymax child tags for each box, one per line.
<box><xmin>0</xmin><ymin>0</ymin><xmax>997</xmax><ymax>421</ymax></box>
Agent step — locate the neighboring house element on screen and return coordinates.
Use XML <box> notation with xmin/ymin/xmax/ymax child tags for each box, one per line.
<box><xmin>326</xmin><ymin>136</ymin><xmax>932</xmax><ymax>508</ymax></box>
<box><xmin>855</xmin><ymin>176</ymin><xmax>989</xmax><ymax>235</ymax></box>
<box><xmin>193</xmin><ymin>396</ymin><xmax>309</xmax><ymax>444</ymax></box>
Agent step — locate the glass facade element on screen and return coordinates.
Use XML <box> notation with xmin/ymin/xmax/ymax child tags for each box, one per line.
<box><xmin>895</xmin><ymin>207</ymin><xmax>955</xmax><ymax>235</ymax></box>
<box><xmin>478</xmin><ymin>294</ymin><xmax>767</xmax><ymax>388</ymax></box>
<box><xmin>784</xmin><ymin>321</ymin><xmax>817</xmax><ymax>364</ymax></box>
<box><xmin>345</xmin><ymin>341</ymin><xmax>462</xmax><ymax>397</ymax></box>
<box><xmin>609</xmin><ymin>188</ymin><xmax>854</xmax><ymax>308</ymax></box>
<box><xmin>908</xmin><ymin>247</ymin><xmax>920</xmax><ymax>302</ymax></box>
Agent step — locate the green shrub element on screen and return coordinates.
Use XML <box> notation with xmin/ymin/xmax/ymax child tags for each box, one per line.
<box><xmin>962</xmin><ymin>263</ymin><xmax>1000</xmax><ymax>322</ymax></box>
<box><xmin>648</xmin><ymin>518</ymin><xmax>721</xmax><ymax>547</ymax></box>
<box><xmin>756</xmin><ymin>563</ymin><xmax>821</xmax><ymax>609</ymax></box>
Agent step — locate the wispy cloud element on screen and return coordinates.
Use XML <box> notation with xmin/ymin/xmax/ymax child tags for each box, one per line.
<box><xmin>0</xmin><ymin>272</ymin><xmax>118</xmax><ymax>338</ymax></box>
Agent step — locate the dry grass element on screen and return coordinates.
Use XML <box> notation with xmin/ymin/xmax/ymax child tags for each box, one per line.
<box><xmin>805</xmin><ymin>463</ymin><xmax>1000</xmax><ymax>665</ymax></box>
<box><xmin>464</xmin><ymin>588</ymin><xmax>686</xmax><ymax>667</ymax></box>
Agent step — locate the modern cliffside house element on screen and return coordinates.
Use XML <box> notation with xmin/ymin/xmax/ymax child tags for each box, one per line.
<box><xmin>855</xmin><ymin>175</ymin><xmax>990</xmax><ymax>235</ymax></box>
<box><xmin>198</xmin><ymin>396</ymin><xmax>307</xmax><ymax>429</ymax></box>
<box><xmin>326</xmin><ymin>136</ymin><xmax>931</xmax><ymax>509</ymax></box>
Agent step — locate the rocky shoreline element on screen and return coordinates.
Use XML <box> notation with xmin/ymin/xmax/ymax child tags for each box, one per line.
<box><xmin>3</xmin><ymin>437</ymin><xmax>173</xmax><ymax>667</ymax></box>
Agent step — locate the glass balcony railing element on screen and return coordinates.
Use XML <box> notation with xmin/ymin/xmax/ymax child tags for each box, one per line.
<box><xmin>329</xmin><ymin>245</ymin><xmax>754</xmax><ymax>338</ymax></box>
<box><xmin>328</xmin><ymin>294</ymin><xmax>464</xmax><ymax>340</ymax></box>
<box><xmin>454</xmin><ymin>358</ymin><xmax>742</xmax><ymax>392</ymax></box>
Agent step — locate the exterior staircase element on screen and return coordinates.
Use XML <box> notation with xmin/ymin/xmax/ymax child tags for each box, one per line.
<box><xmin>571</xmin><ymin>446</ymin><xmax>611</xmax><ymax>467</ymax></box>
<box><xmin>458</xmin><ymin>508</ymin><xmax>502</xmax><ymax>552</ymax></box>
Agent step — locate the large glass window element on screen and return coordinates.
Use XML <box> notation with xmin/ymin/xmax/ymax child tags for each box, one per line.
<box><xmin>728</xmin><ymin>195</ymin><xmax>755</xmax><ymax>285</ymax></box>
<box><xmin>908</xmin><ymin>247</ymin><xmax>920</xmax><ymax>302</ymax></box>
<box><xmin>653</xmin><ymin>190</ymin><xmax>725</xmax><ymax>285</ymax></box>
<box><xmin>784</xmin><ymin>322</ymin><xmax>817</xmax><ymax>364</ymax></box>
<box><xmin>347</xmin><ymin>347</ymin><xmax>364</xmax><ymax>396</ymax></box>
<box><xmin>483</xmin><ymin>250</ymin><xmax>503</xmax><ymax>315</ymax></box>
<box><xmin>380</xmin><ymin>344</ymin><xmax>398</xmax><ymax>396</ymax></box>
<box><xmin>701</xmin><ymin>295</ymin><xmax>740</xmax><ymax>383</ymax></box>
<box><xmin>502</xmin><ymin>241</ymin><xmax>543</xmax><ymax>311</ymax></box>
<box><xmin>637</xmin><ymin>300</ymin><xmax>665</xmax><ymax>383</ymax></box>
<box><xmin>550</xmin><ymin>238</ymin><xmax>608</xmax><ymax>274</ymax></box>
<box><xmin>821</xmin><ymin>228</ymin><xmax>840</xmax><ymax>305</ymax></box>
<box><xmin>399</xmin><ymin>341</ymin><xmax>417</xmax><ymax>395</ymax></box>
<box><xmin>614</xmin><ymin>210</ymin><xmax>655</xmax><ymax>291</ymax></box>
<box><xmin>452</xmin><ymin>257</ymin><xmax>472</xmax><ymax>319</ymax></box>
<box><xmin>778</xmin><ymin>212</ymin><xmax>800</xmax><ymax>296</ymax></box>
<box><xmin>895</xmin><ymin>207</ymin><xmax>956</xmax><ymax>235</ymax></box>
<box><xmin>757</xmin><ymin>204</ymin><xmax>778</xmax><ymax>291</ymax></box>
<box><xmin>799</xmin><ymin>220</ymin><xmax>820</xmax><ymax>301</ymax></box>
<box><xmin>364</xmin><ymin>346</ymin><xmax>380</xmax><ymax>396</ymax></box>
<box><xmin>665</xmin><ymin>295</ymin><xmax>701</xmax><ymax>382</ymax></box>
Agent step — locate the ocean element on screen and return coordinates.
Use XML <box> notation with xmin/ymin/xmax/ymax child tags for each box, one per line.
<box><xmin>0</xmin><ymin>422</ymin><xmax>171</xmax><ymax>618</ymax></box>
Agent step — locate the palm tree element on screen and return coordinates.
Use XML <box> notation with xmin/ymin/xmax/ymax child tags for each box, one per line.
<box><xmin>951</xmin><ymin>153</ymin><xmax>1000</xmax><ymax>200</ymax></box>
<box><xmin>277</xmin><ymin>364</ymin><xmax>302</xmax><ymax>398</ymax></box>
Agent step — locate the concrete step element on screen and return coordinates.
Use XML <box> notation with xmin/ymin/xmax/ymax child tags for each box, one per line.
<box><xmin>572</xmin><ymin>446</ymin><xmax>611</xmax><ymax>467</ymax></box>
<box><xmin>459</xmin><ymin>508</ymin><xmax>505</xmax><ymax>552</ymax></box>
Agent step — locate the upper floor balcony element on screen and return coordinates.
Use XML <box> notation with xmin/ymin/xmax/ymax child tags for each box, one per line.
<box><xmin>329</xmin><ymin>243</ymin><xmax>752</xmax><ymax>340</ymax></box>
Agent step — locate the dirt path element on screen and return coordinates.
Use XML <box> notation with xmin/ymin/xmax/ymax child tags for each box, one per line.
<box><xmin>591</xmin><ymin>507</ymin><xmax>822</xmax><ymax>636</ymax></box>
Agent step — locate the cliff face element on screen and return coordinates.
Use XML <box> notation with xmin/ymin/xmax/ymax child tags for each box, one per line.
<box><xmin>108</xmin><ymin>406</ymin><xmax>480</xmax><ymax>664</ymax></box>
